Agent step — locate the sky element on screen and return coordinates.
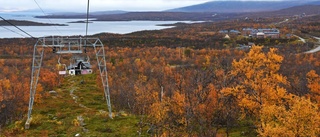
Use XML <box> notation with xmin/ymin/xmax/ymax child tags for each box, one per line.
<box><xmin>0</xmin><ymin>0</ymin><xmax>293</xmax><ymax>13</ymax></box>
<box><xmin>0</xmin><ymin>0</ymin><xmax>213</xmax><ymax>12</ymax></box>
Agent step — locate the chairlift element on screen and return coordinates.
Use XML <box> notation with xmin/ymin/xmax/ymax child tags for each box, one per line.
<box><xmin>58</xmin><ymin>56</ymin><xmax>67</xmax><ymax>75</ymax></box>
<box><xmin>25</xmin><ymin>0</ymin><xmax>113</xmax><ymax>129</ymax></box>
<box><xmin>67</xmin><ymin>56</ymin><xmax>92</xmax><ymax>76</ymax></box>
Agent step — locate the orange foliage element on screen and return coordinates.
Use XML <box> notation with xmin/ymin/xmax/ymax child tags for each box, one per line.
<box><xmin>307</xmin><ymin>70</ymin><xmax>320</xmax><ymax>105</ymax></box>
<box><xmin>224</xmin><ymin>46</ymin><xmax>288</xmax><ymax>116</ymax></box>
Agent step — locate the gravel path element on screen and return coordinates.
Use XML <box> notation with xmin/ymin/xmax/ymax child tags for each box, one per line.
<box><xmin>305</xmin><ymin>36</ymin><xmax>320</xmax><ymax>54</ymax></box>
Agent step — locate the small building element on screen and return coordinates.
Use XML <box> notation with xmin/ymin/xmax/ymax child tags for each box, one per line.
<box><xmin>259</xmin><ymin>28</ymin><xmax>280</xmax><ymax>38</ymax></box>
<box><xmin>265</xmin><ymin>32</ymin><xmax>280</xmax><ymax>39</ymax></box>
<box><xmin>229</xmin><ymin>30</ymin><xmax>241</xmax><ymax>35</ymax></box>
<box><xmin>219</xmin><ymin>30</ymin><xmax>229</xmax><ymax>34</ymax></box>
<box><xmin>242</xmin><ymin>28</ymin><xmax>254</xmax><ymax>36</ymax></box>
<box><xmin>243</xmin><ymin>28</ymin><xmax>280</xmax><ymax>39</ymax></box>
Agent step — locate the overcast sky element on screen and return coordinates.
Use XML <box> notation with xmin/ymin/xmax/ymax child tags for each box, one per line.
<box><xmin>0</xmin><ymin>0</ymin><xmax>215</xmax><ymax>12</ymax></box>
<box><xmin>0</xmin><ymin>0</ymin><xmax>292</xmax><ymax>12</ymax></box>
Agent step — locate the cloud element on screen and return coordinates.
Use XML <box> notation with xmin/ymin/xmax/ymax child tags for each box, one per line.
<box><xmin>0</xmin><ymin>0</ymin><xmax>210</xmax><ymax>12</ymax></box>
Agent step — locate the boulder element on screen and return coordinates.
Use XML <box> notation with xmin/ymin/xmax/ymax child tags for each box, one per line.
<box><xmin>49</xmin><ymin>91</ymin><xmax>57</xmax><ymax>95</ymax></box>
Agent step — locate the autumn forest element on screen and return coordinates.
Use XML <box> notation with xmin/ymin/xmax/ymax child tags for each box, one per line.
<box><xmin>0</xmin><ymin>14</ymin><xmax>320</xmax><ymax>136</ymax></box>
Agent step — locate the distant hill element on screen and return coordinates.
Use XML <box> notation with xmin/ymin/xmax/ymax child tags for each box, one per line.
<box><xmin>241</xmin><ymin>5</ymin><xmax>320</xmax><ymax>18</ymax></box>
<box><xmin>0</xmin><ymin>20</ymin><xmax>67</xmax><ymax>26</ymax></box>
<box><xmin>168</xmin><ymin>1</ymin><xmax>320</xmax><ymax>13</ymax></box>
<box><xmin>37</xmin><ymin>12</ymin><xmax>237</xmax><ymax>21</ymax></box>
<box><xmin>36</xmin><ymin>10</ymin><xmax>128</xmax><ymax>19</ymax></box>
<box><xmin>35</xmin><ymin>1</ymin><xmax>320</xmax><ymax>21</ymax></box>
<box><xmin>90</xmin><ymin>10</ymin><xmax>127</xmax><ymax>15</ymax></box>
<box><xmin>273</xmin><ymin>5</ymin><xmax>320</xmax><ymax>15</ymax></box>
<box><xmin>94</xmin><ymin>12</ymin><xmax>231</xmax><ymax>21</ymax></box>
<box><xmin>50</xmin><ymin>10</ymin><xmax>127</xmax><ymax>16</ymax></box>
<box><xmin>51</xmin><ymin>10</ymin><xmax>127</xmax><ymax>16</ymax></box>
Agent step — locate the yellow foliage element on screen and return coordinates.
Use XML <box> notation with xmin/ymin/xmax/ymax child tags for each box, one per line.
<box><xmin>171</xmin><ymin>92</ymin><xmax>185</xmax><ymax>115</ymax></box>
<box><xmin>226</xmin><ymin>46</ymin><xmax>288</xmax><ymax>116</ymax></box>
<box><xmin>149</xmin><ymin>101</ymin><xmax>169</xmax><ymax>124</ymax></box>
<box><xmin>56</xmin><ymin>121</ymin><xmax>63</xmax><ymax>125</ymax></box>
<box><xmin>0</xmin><ymin>79</ymin><xmax>11</xmax><ymax>102</ymax></box>
<box><xmin>258</xmin><ymin>95</ymin><xmax>320</xmax><ymax>137</ymax></box>
<box><xmin>34</xmin><ymin>83</ymin><xmax>44</xmax><ymax>104</ymax></box>
<box><xmin>72</xmin><ymin>119</ymin><xmax>80</xmax><ymax>127</ymax></box>
<box><xmin>307</xmin><ymin>70</ymin><xmax>320</xmax><ymax>106</ymax></box>
<box><xmin>14</xmin><ymin>121</ymin><xmax>23</xmax><ymax>129</ymax></box>
<box><xmin>195</xmin><ymin>84</ymin><xmax>218</xmax><ymax>121</ymax></box>
<box><xmin>134</xmin><ymin>77</ymin><xmax>159</xmax><ymax>115</ymax></box>
<box><xmin>222</xmin><ymin>46</ymin><xmax>320</xmax><ymax>137</ymax></box>
<box><xmin>170</xmin><ymin>92</ymin><xmax>186</xmax><ymax>125</ymax></box>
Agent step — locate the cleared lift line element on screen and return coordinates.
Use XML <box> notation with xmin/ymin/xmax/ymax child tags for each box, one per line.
<box><xmin>24</xmin><ymin>0</ymin><xmax>113</xmax><ymax>129</ymax></box>
<box><xmin>0</xmin><ymin>0</ymin><xmax>113</xmax><ymax>130</ymax></box>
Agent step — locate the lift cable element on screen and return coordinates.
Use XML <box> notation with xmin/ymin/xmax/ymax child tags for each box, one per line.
<box><xmin>83</xmin><ymin>0</ymin><xmax>90</xmax><ymax>49</ymax></box>
<box><xmin>0</xmin><ymin>17</ymin><xmax>54</xmax><ymax>50</ymax></box>
<box><xmin>85</xmin><ymin>0</ymin><xmax>90</xmax><ymax>38</ymax></box>
<box><xmin>0</xmin><ymin>16</ymin><xmax>36</xmax><ymax>39</ymax></box>
<box><xmin>0</xmin><ymin>25</ymin><xmax>27</xmax><ymax>37</ymax></box>
<box><xmin>33</xmin><ymin>0</ymin><xmax>62</xmax><ymax>35</ymax></box>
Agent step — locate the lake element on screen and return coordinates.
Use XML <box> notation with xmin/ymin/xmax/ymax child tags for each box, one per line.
<box><xmin>0</xmin><ymin>14</ymin><xmax>197</xmax><ymax>38</ymax></box>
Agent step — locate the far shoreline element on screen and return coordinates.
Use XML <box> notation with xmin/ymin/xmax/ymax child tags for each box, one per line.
<box><xmin>0</xmin><ymin>20</ymin><xmax>67</xmax><ymax>26</ymax></box>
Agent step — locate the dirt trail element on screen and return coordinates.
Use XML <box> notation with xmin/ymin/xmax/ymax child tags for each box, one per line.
<box><xmin>305</xmin><ymin>36</ymin><xmax>320</xmax><ymax>54</ymax></box>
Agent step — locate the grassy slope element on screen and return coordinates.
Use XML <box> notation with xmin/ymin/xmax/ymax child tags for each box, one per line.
<box><xmin>3</xmin><ymin>74</ymin><xmax>144</xmax><ymax>137</ymax></box>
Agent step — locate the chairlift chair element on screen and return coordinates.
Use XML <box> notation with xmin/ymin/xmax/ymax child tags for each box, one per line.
<box><xmin>67</xmin><ymin>56</ymin><xmax>92</xmax><ymax>75</ymax></box>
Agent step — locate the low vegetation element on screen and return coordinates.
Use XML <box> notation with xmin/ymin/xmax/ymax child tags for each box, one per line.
<box><xmin>1</xmin><ymin>74</ymin><xmax>145</xmax><ymax>136</ymax></box>
<box><xmin>0</xmin><ymin>12</ymin><xmax>320</xmax><ymax>136</ymax></box>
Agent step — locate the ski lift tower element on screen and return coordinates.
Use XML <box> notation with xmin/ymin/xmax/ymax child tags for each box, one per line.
<box><xmin>25</xmin><ymin>37</ymin><xmax>112</xmax><ymax>129</ymax></box>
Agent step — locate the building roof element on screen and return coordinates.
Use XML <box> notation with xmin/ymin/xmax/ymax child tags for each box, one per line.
<box><xmin>230</xmin><ymin>30</ymin><xmax>241</xmax><ymax>33</ymax></box>
<box><xmin>219</xmin><ymin>30</ymin><xmax>229</xmax><ymax>33</ymax></box>
<box><xmin>264</xmin><ymin>32</ymin><xmax>280</xmax><ymax>34</ymax></box>
<box><xmin>257</xmin><ymin>32</ymin><xmax>265</xmax><ymax>35</ymax></box>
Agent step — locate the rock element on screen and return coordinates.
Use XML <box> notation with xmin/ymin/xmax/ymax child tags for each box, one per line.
<box><xmin>77</xmin><ymin>116</ymin><xmax>85</xmax><ymax>126</ymax></box>
<box><xmin>75</xmin><ymin>133</ymin><xmax>81</xmax><ymax>137</ymax></box>
<box><xmin>82</xmin><ymin>127</ymin><xmax>89</xmax><ymax>132</ymax></box>
<box><xmin>99</xmin><ymin>110</ymin><xmax>107</xmax><ymax>114</ymax></box>
<box><xmin>49</xmin><ymin>90</ymin><xmax>57</xmax><ymax>95</ymax></box>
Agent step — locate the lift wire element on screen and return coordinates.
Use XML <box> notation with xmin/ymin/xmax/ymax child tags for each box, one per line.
<box><xmin>0</xmin><ymin>16</ymin><xmax>36</xmax><ymax>39</ymax></box>
<box><xmin>83</xmin><ymin>0</ymin><xmax>90</xmax><ymax>49</ymax></box>
<box><xmin>85</xmin><ymin>0</ymin><xmax>90</xmax><ymax>38</ymax></box>
<box><xmin>0</xmin><ymin>17</ymin><xmax>52</xmax><ymax>49</ymax></box>
<box><xmin>33</xmin><ymin>0</ymin><xmax>62</xmax><ymax>35</ymax></box>
<box><xmin>0</xmin><ymin>25</ymin><xmax>27</xmax><ymax>37</ymax></box>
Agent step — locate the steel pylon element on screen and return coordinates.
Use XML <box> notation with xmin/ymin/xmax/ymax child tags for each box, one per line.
<box><xmin>25</xmin><ymin>37</ymin><xmax>112</xmax><ymax>129</ymax></box>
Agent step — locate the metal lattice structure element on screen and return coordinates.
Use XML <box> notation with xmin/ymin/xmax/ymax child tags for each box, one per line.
<box><xmin>25</xmin><ymin>37</ymin><xmax>112</xmax><ymax>129</ymax></box>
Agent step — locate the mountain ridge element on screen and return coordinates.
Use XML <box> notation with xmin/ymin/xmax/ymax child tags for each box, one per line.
<box><xmin>168</xmin><ymin>1</ymin><xmax>320</xmax><ymax>13</ymax></box>
<box><xmin>35</xmin><ymin>4</ymin><xmax>320</xmax><ymax>21</ymax></box>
